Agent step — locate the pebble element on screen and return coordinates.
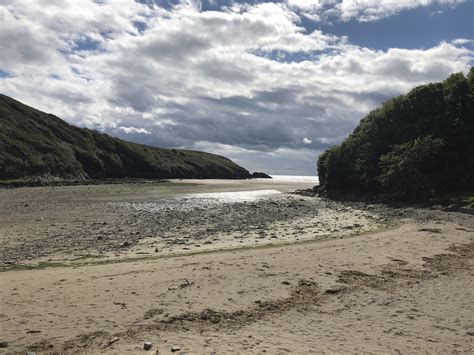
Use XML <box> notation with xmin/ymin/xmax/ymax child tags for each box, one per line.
<box><xmin>143</xmin><ymin>341</ymin><xmax>153</xmax><ymax>350</ymax></box>
<box><xmin>107</xmin><ymin>337</ymin><xmax>120</xmax><ymax>346</ymax></box>
<box><xmin>171</xmin><ymin>345</ymin><xmax>181</xmax><ymax>352</ymax></box>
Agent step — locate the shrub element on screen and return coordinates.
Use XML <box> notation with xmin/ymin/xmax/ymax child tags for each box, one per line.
<box><xmin>378</xmin><ymin>136</ymin><xmax>445</xmax><ymax>201</ymax></box>
<box><xmin>317</xmin><ymin>68</ymin><xmax>474</xmax><ymax>201</ymax></box>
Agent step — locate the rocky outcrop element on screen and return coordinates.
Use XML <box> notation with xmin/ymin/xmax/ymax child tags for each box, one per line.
<box><xmin>252</xmin><ymin>172</ymin><xmax>272</xmax><ymax>179</ymax></box>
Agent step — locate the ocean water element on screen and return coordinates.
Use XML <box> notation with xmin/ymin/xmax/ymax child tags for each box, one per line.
<box><xmin>119</xmin><ymin>176</ymin><xmax>318</xmax><ymax>211</ymax></box>
<box><xmin>178</xmin><ymin>175</ymin><xmax>318</xmax><ymax>203</ymax></box>
<box><xmin>269</xmin><ymin>175</ymin><xmax>319</xmax><ymax>184</ymax></box>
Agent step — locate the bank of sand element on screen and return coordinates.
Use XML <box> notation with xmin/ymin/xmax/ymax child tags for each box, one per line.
<box><xmin>0</xmin><ymin>180</ymin><xmax>473</xmax><ymax>353</ymax></box>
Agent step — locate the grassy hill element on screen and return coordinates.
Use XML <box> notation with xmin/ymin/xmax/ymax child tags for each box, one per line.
<box><xmin>317</xmin><ymin>68</ymin><xmax>474</xmax><ymax>201</ymax></box>
<box><xmin>0</xmin><ymin>94</ymin><xmax>251</xmax><ymax>182</ymax></box>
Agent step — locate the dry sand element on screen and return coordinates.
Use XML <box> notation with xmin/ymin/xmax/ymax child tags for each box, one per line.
<box><xmin>0</xmin><ymin>179</ymin><xmax>473</xmax><ymax>353</ymax></box>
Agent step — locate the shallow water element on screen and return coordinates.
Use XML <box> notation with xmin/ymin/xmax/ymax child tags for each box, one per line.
<box><xmin>181</xmin><ymin>189</ymin><xmax>282</xmax><ymax>203</ymax></box>
<box><xmin>116</xmin><ymin>189</ymin><xmax>282</xmax><ymax>213</ymax></box>
<box><xmin>270</xmin><ymin>175</ymin><xmax>319</xmax><ymax>183</ymax></box>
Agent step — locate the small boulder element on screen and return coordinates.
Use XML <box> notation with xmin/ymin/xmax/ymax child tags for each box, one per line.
<box><xmin>171</xmin><ymin>345</ymin><xmax>181</xmax><ymax>352</ymax></box>
<box><xmin>121</xmin><ymin>241</ymin><xmax>131</xmax><ymax>248</ymax></box>
<box><xmin>0</xmin><ymin>340</ymin><xmax>8</xmax><ymax>348</ymax></box>
<box><xmin>459</xmin><ymin>207</ymin><xmax>474</xmax><ymax>215</ymax></box>
<box><xmin>251</xmin><ymin>172</ymin><xmax>272</xmax><ymax>179</ymax></box>
<box><xmin>143</xmin><ymin>342</ymin><xmax>153</xmax><ymax>350</ymax></box>
<box><xmin>442</xmin><ymin>204</ymin><xmax>460</xmax><ymax>212</ymax></box>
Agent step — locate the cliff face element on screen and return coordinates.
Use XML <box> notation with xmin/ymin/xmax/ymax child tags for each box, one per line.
<box><xmin>317</xmin><ymin>69</ymin><xmax>474</xmax><ymax>201</ymax></box>
<box><xmin>0</xmin><ymin>94</ymin><xmax>251</xmax><ymax>181</ymax></box>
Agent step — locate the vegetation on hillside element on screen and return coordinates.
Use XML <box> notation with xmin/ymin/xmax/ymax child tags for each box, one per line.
<box><xmin>0</xmin><ymin>94</ymin><xmax>251</xmax><ymax>181</ymax></box>
<box><xmin>317</xmin><ymin>68</ymin><xmax>474</xmax><ymax>201</ymax></box>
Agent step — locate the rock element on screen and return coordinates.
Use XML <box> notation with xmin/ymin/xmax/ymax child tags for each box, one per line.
<box><xmin>459</xmin><ymin>207</ymin><xmax>474</xmax><ymax>215</ymax></box>
<box><xmin>325</xmin><ymin>286</ymin><xmax>347</xmax><ymax>294</ymax></box>
<box><xmin>121</xmin><ymin>241</ymin><xmax>131</xmax><ymax>248</ymax></box>
<box><xmin>0</xmin><ymin>340</ymin><xmax>8</xmax><ymax>348</ymax></box>
<box><xmin>26</xmin><ymin>330</ymin><xmax>41</xmax><ymax>334</ymax></box>
<box><xmin>442</xmin><ymin>204</ymin><xmax>460</xmax><ymax>212</ymax></box>
<box><xmin>171</xmin><ymin>345</ymin><xmax>181</xmax><ymax>352</ymax></box>
<box><xmin>251</xmin><ymin>172</ymin><xmax>272</xmax><ymax>179</ymax></box>
<box><xmin>143</xmin><ymin>342</ymin><xmax>153</xmax><ymax>350</ymax></box>
<box><xmin>107</xmin><ymin>337</ymin><xmax>120</xmax><ymax>346</ymax></box>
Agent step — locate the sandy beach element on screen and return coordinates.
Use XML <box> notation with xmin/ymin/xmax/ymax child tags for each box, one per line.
<box><xmin>0</xmin><ymin>179</ymin><xmax>473</xmax><ymax>353</ymax></box>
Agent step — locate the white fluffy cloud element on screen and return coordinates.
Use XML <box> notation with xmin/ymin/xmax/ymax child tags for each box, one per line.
<box><xmin>0</xmin><ymin>0</ymin><xmax>472</xmax><ymax>175</ymax></box>
<box><xmin>287</xmin><ymin>0</ymin><xmax>465</xmax><ymax>22</ymax></box>
<box><xmin>336</xmin><ymin>0</ymin><xmax>464</xmax><ymax>22</ymax></box>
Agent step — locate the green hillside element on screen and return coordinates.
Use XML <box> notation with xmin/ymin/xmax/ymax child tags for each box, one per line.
<box><xmin>317</xmin><ymin>68</ymin><xmax>474</xmax><ymax>201</ymax></box>
<box><xmin>0</xmin><ymin>94</ymin><xmax>251</xmax><ymax>182</ymax></box>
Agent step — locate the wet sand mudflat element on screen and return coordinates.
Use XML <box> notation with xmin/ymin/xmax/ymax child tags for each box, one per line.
<box><xmin>0</xmin><ymin>180</ymin><xmax>473</xmax><ymax>353</ymax></box>
<box><xmin>0</xmin><ymin>179</ymin><xmax>388</xmax><ymax>266</ymax></box>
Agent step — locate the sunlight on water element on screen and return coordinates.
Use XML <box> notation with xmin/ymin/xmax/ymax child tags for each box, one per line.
<box><xmin>182</xmin><ymin>189</ymin><xmax>281</xmax><ymax>203</ymax></box>
<box><xmin>270</xmin><ymin>175</ymin><xmax>319</xmax><ymax>183</ymax></box>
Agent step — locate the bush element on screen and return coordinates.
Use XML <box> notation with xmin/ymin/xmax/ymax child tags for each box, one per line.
<box><xmin>378</xmin><ymin>136</ymin><xmax>445</xmax><ymax>200</ymax></box>
<box><xmin>317</xmin><ymin>68</ymin><xmax>474</xmax><ymax>201</ymax></box>
<box><xmin>74</xmin><ymin>149</ymin><xmax>105</xmax><ymax>178</ymax></box>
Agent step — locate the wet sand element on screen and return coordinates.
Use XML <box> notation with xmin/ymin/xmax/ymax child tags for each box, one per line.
<box><xmin>0</xmin><ymin>178</ymin><xmax>390</xmax><ymax>266</ymax></box>
<box><xmin>0</xmin><ymin>179</ymin><xmax>473</xmax><ymax>353</ymax></box>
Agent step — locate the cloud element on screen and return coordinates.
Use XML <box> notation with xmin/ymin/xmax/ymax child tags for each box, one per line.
<box><xmin>337</xmin><ymin>0</ymin><xmax>434</xmax><ymax>22</ymax></box>
<box><xmin>287</xmin><ymin>0</ymin><xmax>466</xmax><ymax>22</ymax></box>
<box><xmin>119</xmin><ymin>126</ymin><xmax>151</xmax><ymax>135</ymax></box>
<box><xmin>0</xmin><ymin>0</ymin><xmax>472</xmax><ymax>175</ymax></box>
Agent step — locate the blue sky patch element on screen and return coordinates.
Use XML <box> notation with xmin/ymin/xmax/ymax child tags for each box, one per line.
<box><xmin>252</xmin><ymin>48</ymin><xmax>338</xmax><ymax>63</ymax></box>
<box><xmin>0</xmin><ymin>69</ymin><xmax>12</xmax><ymax>78</ymax></box>
<box><xmin>71</xmin><ymin>36</ymin><xmax>102</xmax><ymax>52</ymax></box>
<box><xmin>302</xmin><ymin>2</ymin><xmax>473</xmax><ymax>51</ymax></box>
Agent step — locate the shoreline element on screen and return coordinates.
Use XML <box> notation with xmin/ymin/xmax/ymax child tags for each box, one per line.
<box><xmin>1</xmin><ymin>210</ymin><xmax>472</xmax><ymax>353</ymax></box>
<box><xmin>1</xmin><ymin>180</ymin><xmax>473</xmax><ymax>353</ymax></box>
<box><xmin>1</xmin><ymin>222</ymin><xmax>398</xmax><ymax>273</ymax></box>
<box><xmin>0</xmin><ymin>181</ymin><xmax>394</xmax><ymax>268</ymax></box>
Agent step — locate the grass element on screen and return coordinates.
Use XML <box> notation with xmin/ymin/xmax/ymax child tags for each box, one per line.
<box><xmin>431</xmin><ymin>191</ymin><xmax>474</xmax><ymax>208</ymax></box>
<box><xmin>0</xmin><ymin>94</ymin><xmax>251</xmax><ymax>182</ymax></box>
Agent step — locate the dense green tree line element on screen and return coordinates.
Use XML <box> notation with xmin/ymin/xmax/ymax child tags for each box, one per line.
<box><xmin>317</xmin><ymin>68</ymin><xmax>474</xmax><ymax>201</ymax></box>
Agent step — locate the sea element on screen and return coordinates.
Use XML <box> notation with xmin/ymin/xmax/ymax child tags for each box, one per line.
<box><xmin>268</xmin><ymin>175</ymin><xmax>319</xmax><ymax>184</ymax></box>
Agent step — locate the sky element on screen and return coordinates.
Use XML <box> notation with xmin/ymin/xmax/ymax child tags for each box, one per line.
<box><xmin>1</xmin><ymin>0</ymin><xmax>473</xmax><ymax>176</ymax></box>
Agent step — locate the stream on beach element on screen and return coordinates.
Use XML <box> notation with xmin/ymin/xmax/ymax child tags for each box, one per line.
<box><xmin>0</xmin><ymin>176</ymin><xmax>400</xmax><ymax>267</ymax></box>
